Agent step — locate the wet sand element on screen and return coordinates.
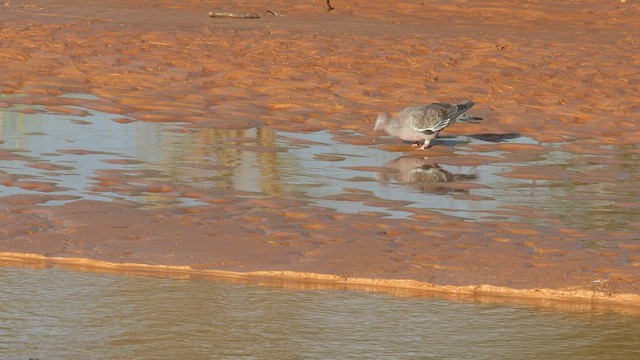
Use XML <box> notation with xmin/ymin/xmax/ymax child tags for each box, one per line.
<box><xmin>1</xmin><ymin>0</ymin><xmax>640</xmax><ymax>306</ymax></box>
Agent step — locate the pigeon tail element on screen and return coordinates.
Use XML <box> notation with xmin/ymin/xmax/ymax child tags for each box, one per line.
<box><xmin>455</xmin><ymin>101</ymin><xmax>475</xmax><ymax>116</ymax></box>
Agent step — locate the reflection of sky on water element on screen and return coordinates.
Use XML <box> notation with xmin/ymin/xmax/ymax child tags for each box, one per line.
<box><xmin>1</xmin><ymin>97</ymin><xmax>640</xmax><ymax>231</ymax></box>
<box><xmin>280</xmin><ymin>131</ymin><xmax>498</xmax><ymax>219</ymax></box>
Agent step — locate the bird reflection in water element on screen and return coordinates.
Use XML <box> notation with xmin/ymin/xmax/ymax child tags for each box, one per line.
<box><xmin>377</xmin><ymin>156</ymin><xmax>477</xmax><ymax>193</ymax></box>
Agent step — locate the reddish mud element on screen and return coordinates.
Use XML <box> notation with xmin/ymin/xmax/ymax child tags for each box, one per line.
<box><xmin>1</xmin><ymin>0</ymin><xmax>639</xmax><ymax>305</ymax></box>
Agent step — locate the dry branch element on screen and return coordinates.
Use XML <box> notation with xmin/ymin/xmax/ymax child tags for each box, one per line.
<box><xmin>208</xmin><ymin>11</ymin><xmax>260</xmax><ymax>19</ymax></box>
<box><xmin>326</xmin><ymin>0</ymin><xmax>334</xmax><ymax>11</ymax></box>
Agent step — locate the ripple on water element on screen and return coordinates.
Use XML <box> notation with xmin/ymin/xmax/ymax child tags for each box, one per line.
<box><xmin>1</xmin><ymin>266</ymin><xmax>640</xmax><ymax>359</ymax></box>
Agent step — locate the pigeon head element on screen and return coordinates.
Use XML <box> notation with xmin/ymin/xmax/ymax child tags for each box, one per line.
<box><xmin>374</xmin><ymin>112</ymin><xmax>392</xmax><ymax>132</ymax></box>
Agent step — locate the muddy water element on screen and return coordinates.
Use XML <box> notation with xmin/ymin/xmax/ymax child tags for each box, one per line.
<box><xmin>2</xmin><ymin>265</ymin><xmax>639</xmax><ymax>359</ymax></box>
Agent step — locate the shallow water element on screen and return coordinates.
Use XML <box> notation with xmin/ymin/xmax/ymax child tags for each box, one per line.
<box><xmin>1</xmin><ymin>98</ymin><xmax>640</xmax><ymax>232</ymax></box>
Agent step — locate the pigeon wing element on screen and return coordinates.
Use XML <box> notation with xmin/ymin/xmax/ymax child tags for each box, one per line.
<box><xmin>409</xmin><ymin>104</ymin><xmax>458</xmax><ymax>134</ymax></box>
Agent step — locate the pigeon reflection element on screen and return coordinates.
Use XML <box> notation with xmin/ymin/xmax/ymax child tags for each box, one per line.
<box><xmin>377</xmin><ymin>156</ymin><xmax>477</xmax><ymax>193</ymax></box>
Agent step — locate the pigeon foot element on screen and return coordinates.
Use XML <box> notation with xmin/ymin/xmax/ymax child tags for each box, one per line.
<box><xmin>418</xmin><ymin>141</ymin><xmax>432</xmax><ymax>150</ymax></box>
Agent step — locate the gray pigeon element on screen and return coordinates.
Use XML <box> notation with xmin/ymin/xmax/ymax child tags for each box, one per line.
<box><xmin>374</xmin><ymin>100</ymin><xmax>478</xmax><ymax>149</ymax></box>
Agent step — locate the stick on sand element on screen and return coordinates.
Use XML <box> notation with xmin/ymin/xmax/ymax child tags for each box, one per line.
<box><xmin>326</xmin><ymin>0</ymin><xmax>334</xmax><ymax>11</ymax></box>
<box><xmin>208</xmin><ymin>12</ymin><xmax>260</xmax><ymax>19</ymax></box>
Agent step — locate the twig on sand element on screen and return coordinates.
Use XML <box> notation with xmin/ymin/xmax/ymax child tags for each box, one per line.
<box><xmin>326</xmin><ymin>0</ymin><xmax>334</xmax><ymax>11</ymax></box>
<box><xmin>208</xmin><ymin>11</ymin><xmax>260</xmax><ymax>19</ymax></box>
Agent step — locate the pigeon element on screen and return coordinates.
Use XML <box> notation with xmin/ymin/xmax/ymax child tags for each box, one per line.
<box><xmin>374</xmin><ymin>100</ymin><xmax>479</xmax><ymax>149</ymax></box>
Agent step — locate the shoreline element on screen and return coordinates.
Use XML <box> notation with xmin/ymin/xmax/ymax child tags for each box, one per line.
<box><xmin>3</xmin><ymin>252</ymin><xmax>640</xmax><ymax>313</ymax></box>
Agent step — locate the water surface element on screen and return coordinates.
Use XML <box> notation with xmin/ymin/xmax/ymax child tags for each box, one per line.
<box><xmin>1</xmin><ymin>266</ymin><xmax>639</xmax><ymax>359</ymax></box>
<box><xmin>2</xmin><ymin>99</ymin><xmax>640</xmax><ymax>232</ymax></box>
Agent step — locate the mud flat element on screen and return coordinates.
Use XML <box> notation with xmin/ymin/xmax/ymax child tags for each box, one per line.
<box><xmin>1</xmin><ymin>0</ymin><xmax>639</xmax><ymax>307</ymax></box>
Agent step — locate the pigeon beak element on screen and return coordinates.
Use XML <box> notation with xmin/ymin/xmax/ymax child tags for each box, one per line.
<box><xmin>374</xmin><ymin>113</ymin><xmax>389</xmax><ymax>132</ymax></box>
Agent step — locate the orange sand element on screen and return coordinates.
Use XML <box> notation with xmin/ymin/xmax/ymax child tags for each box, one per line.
<box><xmin>1</xmin><ymin>0</ymin><xmax>639</xmax><ymax>307</ymax></box>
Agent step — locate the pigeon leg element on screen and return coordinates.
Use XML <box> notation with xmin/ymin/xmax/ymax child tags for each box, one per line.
<box><xmin>418</xmin><ymin>140</ymin><xmax>432</xmax><ymax>150</ymax></box>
